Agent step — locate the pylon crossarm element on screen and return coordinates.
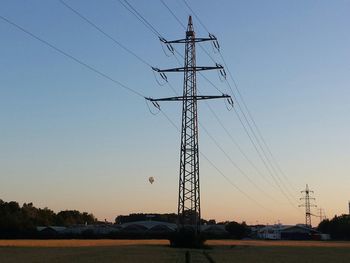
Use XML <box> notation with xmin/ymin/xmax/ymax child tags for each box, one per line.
<box><xmin>146</xmin><ymin>94</ymin><xmax>231</xmax><ymax>102</ymax></box>
<box><xmin>152</xmin><ymin>65</ymin><xmax>223</xmax><ymax>73</ymax></box>
<box><xmin>209</xmin><ymin>33</ymin><xmax>220</xmax><ymax>51</ymax></box>
<box><xmin>160</xmin><ymin>37</ymin><xmax>216</xmax><ymax>44</ymax></box>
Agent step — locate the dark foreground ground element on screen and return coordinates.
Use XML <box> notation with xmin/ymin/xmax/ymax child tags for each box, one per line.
<box><xmin>1</xmin><ymin>240</ymin><xmax>350</xmax><ymax>263</ymax></box>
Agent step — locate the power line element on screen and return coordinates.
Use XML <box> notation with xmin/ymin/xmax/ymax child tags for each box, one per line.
<box><xmin>117</xmin><ymin>0</ymin><xmax>163</xmax><ymax>38</ymax></box>
<box><xmin>0</xmin><ymin>14</ymin><xmax>146</xmax><ymax>99</ymax></box>
<box><xmin>204</xmin><ymin>102</ymin><xmax>276</xmax><ymax>188</ymax></box>
<box><xmin>118</xmin><ymin>0</ymin><xmax>298</xmax><ymax>209</ymax></box>
<box><xmin>160</xmin><ymin>0</ymin><xmax>219</xmax><ymax>65</ymax></box>
<box><xmin>199</xmin><ymin>122</ymin><xmax>284</xmax><ymax>204</ymax></box>
<box><xmin>225</xmin><ymin>78</ymin><xmax>298</xmax><ymax>203</ymax></box>
<box><xmin>146</xmin><ymin>10</ymin><xmax>279</xmax><ymax>202</ymax></box>
<box><xmin>114</xmin><ymin>0</ymin><xmax>301</xmax><ymax>215</ymax></box>
<box><xmin>158</xmin><ymin>0</ymin><xmax>297</xmax><ymax>202</ymax></box>
<box><xmin>159</xmin><ymin>54</ymin><xmax>280</xmax><ymax>203</ymax></box>
<box><xmin>61</xmin><ymin>0</ymin><xmax>295</xmax><ymax>208</ymax></box>
<box><xmin>160</xmin><ymin>0</ymin><xmax>186</xmax><ymax>30</ymax></box>
<box><xmin>178</xmin><ymin>0</ymin><xmax>299</xmax><ymax>200</ymax></box>
<box><xmin>159</xmin><ymin>109</ymin><xmax>273</xmax><ymax>213</ymax></box>
<box><xmin>164</xmin><ymin>64</ymin><xmax>284</xmax><ymax>203</ymax></box>
<box><xmin>59</xmin><ymin>0</ymin><xmax>182</xmax><ymax>105</ymax></box>
<box><xmin>118</xmin><ymin>0</ymin><xmax>226</xmax><ymax>96</ymax></box>
<box><xmin>160</xmin><ymin>27</ymin><xmax>292</xmax><ymax>209</ymax></box>
<box><xmin>2</xmin><ymin>6</ymin><xmax>283</xmax><ymax>219</ymax></box>
<box><xmin>59</xmin><ymin>0</ymin><xmax>153</xmax><ymax>68</ymax></box>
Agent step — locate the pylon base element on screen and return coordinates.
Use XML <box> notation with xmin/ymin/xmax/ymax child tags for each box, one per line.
<box><xmin>169</xmin><ymin>227</ymin><xmax>206</xmax><ymax>248</ymax></box>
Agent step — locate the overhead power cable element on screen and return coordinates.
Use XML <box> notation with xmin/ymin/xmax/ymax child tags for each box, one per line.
<box><xmin>197</xmin><ymin>51</ymin><xmax>297</xmax><ymax>202</ymax></box>
<box><xmin>160</xmin><ymin>0</ymin><xmax>300</xmax><ymax>210</ymax></box>
<box><xmin>116</xmin><ymin>0</ymin><xmax>226</xmax><ymax>96</ymax></box>
<box><xmin>223</xmin><ymin>68</ymin><xmax>298</xmax><ymax>202</ymax></box>
<box><xmin>199</xmin><ymin>122</ymin><xmax>283</xmax><ymax>204</ymax></box>
<box><xmin>0</xmin><ymin>14</ymin><xmax>146</xmax><ymax>99</ymax></box>
<box><xmin>117</xmin><ymin>0</ymin><xmax>295</xmax><ymax>205</ymax></box>
<box><xmin>159</xmin><ymin>110</ymin><xmax>273</xmax><ymax>213</ymax></box>
<box><xmin>220</xmin><ymin>51</ymin><xmax>297</xmax><ymax>191</ymax></box>
<box><xmin>160</xmin><ymin>71</ymin><xmax>285</xmax><ymax>204</ymax></box>
<box><xmin>59</xmin><ymin>0</ymin><xmax>153</xmax><ymax>68</ymax></box>
<box><xmin>159</xmin><ymin>0</ymin><xmax>219</xmax><ymax>65</ymax></box>
<box><xmin>160</xmin><ymin>0</ymin><xmax>186</xmax><ymax>29</ymax></box>
<box><xmin>183</xmin><ymin>0</ymin><xmax>298</xmax><ymax>194</ymax></box>
<box><xmin>163</xmin><ymin>65</ymin><xmax>282</xmax><ymax>202</ymax></box>
<box><xmin>117</xmin><ymin>0</ymin><xmax>162</xmax><ymax>38</ymax></box>
<box><xmin>115</xmin><ymin>0</ymin><xmax>300</xmax><ymax>213</ymax></box>
<box><xmin>3</xmin><ymin>6</ymin><xmax>280</xmax><ymax>218</ymax></box>
<box><xmin>204</xmin><ymin>103</ymin><xmax>276</xmax><ymax>187</ymax></box>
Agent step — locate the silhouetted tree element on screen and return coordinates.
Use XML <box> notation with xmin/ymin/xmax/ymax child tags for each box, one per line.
<box><xmin>0</xmin><ymin>199</ymin><xmax>97</xmax><ymax>237</ymax></box>
<box><xmin>318</xmin><ymin>214</ymin><xmax>350</xmax><ymax>240</ymax></box>
<box><xmin>225</xmin><ymin>221</ymin><xmax>250</xmax><ymax>239</ymax></box>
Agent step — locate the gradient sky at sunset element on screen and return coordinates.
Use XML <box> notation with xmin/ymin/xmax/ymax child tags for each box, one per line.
<box><xmin>1</xmin><ymin>0</ymin><xmax>349</xmax><ymax>226</ymax></box>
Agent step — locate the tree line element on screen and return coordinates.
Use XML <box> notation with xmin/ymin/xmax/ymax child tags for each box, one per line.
<box><xmin>0</xmin><ymin>199</ymin><xmax>96</xmax><ymax>237</ymax></box>
<box><xmin>318</xmin><ymin>214</ymin><xmax>350</xmax><ymax>240</ymax></box>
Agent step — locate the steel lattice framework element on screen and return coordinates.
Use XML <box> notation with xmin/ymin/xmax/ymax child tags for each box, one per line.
<box><xmin>299</xmin><ymin>184</ymin><xmax>316</xmax><ymax>227</ymax></box>
<box><xmin>178</xmin><ymin>17</ymin><xmax>200</xmax><ymax>231</ymax></box>
<box><xmin>147</xmin><ymin>16</ymin><xmax>231</xmax><ymax>235</ymax></box>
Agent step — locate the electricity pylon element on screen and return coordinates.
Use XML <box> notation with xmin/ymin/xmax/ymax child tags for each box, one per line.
<box><xmin>317</xmin><ymin>208</ymin><xmax>326</xmax><ymax>224</ymax></box>
<box><xmin>147</xmin><ymin>16</ymin><xmax>231</xmax><ymax>236</ymax></box>
<box><xmin>299</xmin><ymin>184</ymin><xmax>317</xmax><ymax>227</ymax></box>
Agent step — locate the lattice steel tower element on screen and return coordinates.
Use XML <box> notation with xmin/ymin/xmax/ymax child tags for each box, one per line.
<box><xmin>147</xmin><ymin>16</ymin><xmax>230</xmax><ymax>235</ymax></box>
<box><xmin>299</xmin><ymin>184</ymin><xmax>316</xmax><ymax>227</ymax></box>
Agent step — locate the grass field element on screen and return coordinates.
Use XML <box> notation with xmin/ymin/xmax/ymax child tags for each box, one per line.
<box><xmin>1</xmin><ymin>240</ymin><xmax>350</xmax><ymax>263</ymax></box>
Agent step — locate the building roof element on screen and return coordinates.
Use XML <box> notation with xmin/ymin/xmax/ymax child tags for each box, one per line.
<box><xmin>120</xmin><ymin>220</ymin><xmax>177</xmax><ymax>230</ymax></box>
<box><xmin>36</xmin><ymin>226</ymin><xmax>67</xmax><ymax>232</ymax></box>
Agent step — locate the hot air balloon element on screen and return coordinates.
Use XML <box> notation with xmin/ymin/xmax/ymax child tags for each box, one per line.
<box><xmin>148</xmin><ymin>177</ymin><xmax>155</xmax><ymax>184</ymax></box>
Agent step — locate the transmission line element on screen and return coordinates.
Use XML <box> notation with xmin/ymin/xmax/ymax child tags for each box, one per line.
<box><xmin>0</xmin><ymin>14</ymin><xmax>146</xmax><ymax>99</ymax></box>
<box><xmin>158</xmin><ymin>1</ymin><xmax>296</xmax><ymax>196</ymax></box>
<box><xmin>159</xmin><ymin>110</ymin><xmax>273</xmax><ymax>213</ymax></box>
<box><xmin>205</xmin><ymin>103</ymin><xmax>277</xmax><ymax>188</ymax></box>
<box><xmin>160</xmin><ymin>0</ymin><xmax>219</xmax><ymax>65</ymax></box>
<box><xmin>197</xmin><ymin>57</ymin><xmax>297</xmax><ymax>201</ymax></box>
<box><xmin>164</xmin><ymin>67</ymin><xmax>284</xmax><ymax>202</ymax></box>
<box><xmin>59</xmin><ymin>0</ymin><xmax>153</xmax><ymax>68</ymax></box>
<box><xmin>1</xmin><ymin>8</ymin><xmax>290</xmax><ymax>220</ymax></box>
<box><xmin>178</xmin><ymin>0</ymin><xmax>299</xmax><ymax>199</ymax></box>
<box><xmin>153</xmin><ymin>52</ymin><xmax>280</xmax><ymax>202</ymax></box>
<box><xmin>117</xmin><ymin>0</ymin><xmax>299</xmax><ymax>208</ymax></box>
<box><xmin>199</xmin><ymin>122</ymin><xmax>284</xmax><ymax>204</ymax></box>
<box><xmin>117</xmin><ymin>0</ymin><xmax>163</xmax><ymax>38</ymax></box>
<box><xmin>225</xmin><ymin>80</ymin><xmax>297</xmax><ymax>198</ymax></box>
<box><xmin>160</xmin><ymin>0</ymin><xmax>186</xmax><ymax>29</ymax></box>
<box><xmin>58</xmin><ymin>0</ymin><xmax>257</xmax><ymax>204</ymax></box>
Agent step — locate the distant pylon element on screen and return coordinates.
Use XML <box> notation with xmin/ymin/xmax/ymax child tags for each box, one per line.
<box><xmin>317</xmin><ymin>208</ymin><xmax>326</xmax><ymax>224</ymax></box>
<box><xmin>299</xmin><ymin>184</ymin><xmax>317</xmax><ymax>227</ymax></box>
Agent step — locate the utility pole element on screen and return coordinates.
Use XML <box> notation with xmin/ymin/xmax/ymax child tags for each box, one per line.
<box><xmin>147</xmin><ymin>16</ymin><xmax>230</xmax><ymax>238</ymax></box>
<box><xmin>299</xmin><ymin>184</ymin><xmax>317</xmax><ymax>228</ymax></box>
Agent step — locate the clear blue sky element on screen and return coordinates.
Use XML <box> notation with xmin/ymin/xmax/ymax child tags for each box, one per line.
<box><xmin>1</xmin><ymin>0</ymin><xmax>349</xmax><ymax>225</ymax></box>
